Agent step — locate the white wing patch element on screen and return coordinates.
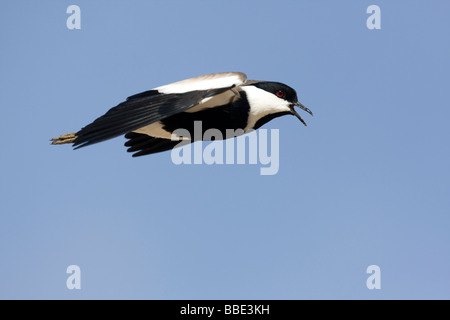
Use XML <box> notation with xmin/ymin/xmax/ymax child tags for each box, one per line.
<box><xmin>185</xmin><ymin>90</ymin><xmax>238</xmax><ymax>113</ymax></box>
<box><xmin>154</xmin><ymin>72</ymin><xmax>247</xmax><ymax>94</ymax></box>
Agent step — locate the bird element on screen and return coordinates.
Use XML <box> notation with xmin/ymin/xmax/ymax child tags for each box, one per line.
<box><xmin>51</xmin><ymin>72</ymin><xmax>313</xmax><ymax>157</ymax></box>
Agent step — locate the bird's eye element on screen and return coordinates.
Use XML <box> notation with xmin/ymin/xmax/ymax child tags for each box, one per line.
<box><xmin>276</xmin><ymin>90</ymin><xmax>285</xmax><ymax>98</ymax></box>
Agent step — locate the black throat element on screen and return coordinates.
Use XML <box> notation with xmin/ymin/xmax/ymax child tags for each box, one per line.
<box><xmin>253</xmin><ymin>111</ymin><xmax>291</xmax><ymax>130</ymax></box>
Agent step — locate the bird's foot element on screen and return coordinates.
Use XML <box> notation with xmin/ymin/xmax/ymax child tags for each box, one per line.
<box><xmin>50</xmin><ymin>132</ymin><xmax>77</xmax><ymax>145</ymax></box>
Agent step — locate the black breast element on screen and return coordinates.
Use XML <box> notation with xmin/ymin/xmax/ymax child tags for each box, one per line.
<box><xmin>161</xmin><ymin>91</ymin><xmax>250</xmax><ymax>140</ymax></box>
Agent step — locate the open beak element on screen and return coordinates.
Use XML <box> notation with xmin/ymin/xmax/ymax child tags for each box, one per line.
<box><xmin>290</xmin><ymin>102</ymin><xmax>313</xmax><ymax>126</ymax></box>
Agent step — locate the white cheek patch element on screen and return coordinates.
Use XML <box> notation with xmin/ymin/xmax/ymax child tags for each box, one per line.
<box><xmin>154</xmin><ymin>72</ymin><xmax>247</xmax><ymax>94</ymax></box>
<box><xmin>242</xmin><ymin>86</ymin><xmax>291</xmax><ymax>130</ymax></box>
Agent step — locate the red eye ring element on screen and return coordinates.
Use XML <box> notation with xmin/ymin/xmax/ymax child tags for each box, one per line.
<box><xmin>276</xmin><ymin>90</ymin><xmax>285</xmax><ymax>98</ymax></box>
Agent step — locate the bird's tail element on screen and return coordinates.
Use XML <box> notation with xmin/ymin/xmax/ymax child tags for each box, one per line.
<box><xmin>50</xmin><ymin>132</ymin><xmax>77</xmax><ymax>145</ymax></box>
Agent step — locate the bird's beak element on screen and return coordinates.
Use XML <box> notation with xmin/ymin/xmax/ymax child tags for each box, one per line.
<box><xmin>290</xmin><ymin>102</ymin><xmax>313</xmax><ymax>126</ymax></box>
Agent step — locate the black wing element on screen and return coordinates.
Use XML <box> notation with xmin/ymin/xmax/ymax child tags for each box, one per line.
<box><xmin>73</xmin><ymin>86</ymin><xmax>233</xmax><ymax>149</ymax></box>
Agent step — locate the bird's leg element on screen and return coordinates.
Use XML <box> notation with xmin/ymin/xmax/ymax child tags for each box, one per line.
<box><xmin>50</xmin><ymin>132</ymin><xmax>77</xmax><ymax>145</ymax></box>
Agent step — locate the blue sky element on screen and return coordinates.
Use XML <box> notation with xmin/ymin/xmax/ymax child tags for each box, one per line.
<box><xmin>1</xmin><ymin>0</ymin><xmax>449</xmax><ymax>299</ymax></box>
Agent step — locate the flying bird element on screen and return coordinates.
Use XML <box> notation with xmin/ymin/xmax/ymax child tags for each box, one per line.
<box><xmin>51</xmin><ymin>72</ymin><xmax>313</xmax><ymax>157</ymax></box>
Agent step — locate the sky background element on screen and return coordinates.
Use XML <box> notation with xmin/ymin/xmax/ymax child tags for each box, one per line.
<box><xmin>1</xmin><ymin>0</ymin><xmax>449</xmax><ymax>299</ymax></box>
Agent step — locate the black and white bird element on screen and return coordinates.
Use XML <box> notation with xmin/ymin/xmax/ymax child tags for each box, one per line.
<box><xmin>51</xmin><ymin>72</ymin><xmax>313</xmax><ymax>156</ymax></box>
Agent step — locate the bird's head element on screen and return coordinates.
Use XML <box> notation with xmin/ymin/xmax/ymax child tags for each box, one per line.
<box><xmin>242</xmin><ymin>81</ymin><xmax>313</xmax><ymax>128</ymax></box>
